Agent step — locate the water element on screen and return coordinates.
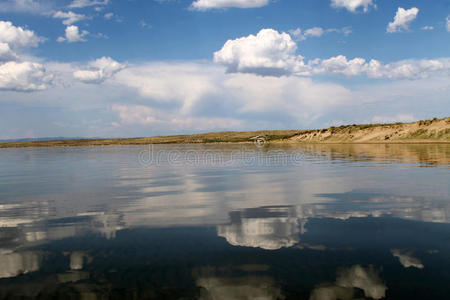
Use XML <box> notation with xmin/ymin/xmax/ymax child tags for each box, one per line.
<box><xmin>0</xmin><ymin>144</ymin><xmax>449</xmax><ymax>299</ymax></box>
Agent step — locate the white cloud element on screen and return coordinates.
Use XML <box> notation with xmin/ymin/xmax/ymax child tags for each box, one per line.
<box><xmin>0</xmin><ymin>20</ymin><xmax>42</xmax><ymax>50</ymax></box>
<box><xmin>139</xmin><ymin>20</ymin><xmax>152</xmax><ymax>29</ymax></box>
<box><xmin>0</xmin><ymin>61</ymin><xmax>52</xmax><ymax>91</ymax></box>
<box><xmin>331</xmin><ymin>0</ymin><xmax>375</xmax><ymax>13</ymax></box>
<box><xmin>387</xmin><ymin>7</ymin><xmax>419</xmax><ymax>33</ymax></box>
<box><xmin>289</xmin><ymin>26</ymin><xmax>352</xmax><ymax>42</ymax></box>
<box><xmin>215</xmin><ymin>29</ymin><xmax>450</xmax><ymax>79</ymax></box>
<box><xmin>214</xmin><ymin>29</ymin><xmax>308</xmax><ymax>76</ymax></box>
<box><xmin>447</xmin><ymin>16</ymin><xmax>450</xmax><ymax>32</ymax></box>
<box><xmin>313</xmin><ymin>56</ymin><xmax>450</xmax><ymax>79</ymax></box>
<box><xmin>304</xmin><ymin>27</ymin><xmax>324</xmax><ymax>37</ymax></box>
<box><xmin>191</xmin><ymin>0</ymin><xmax>269</xmax><ymax>11</ymax></box>
<box><xmin>0</xmin><ymin>20</ymin><xmax>43</xmax><ymax>64</ymax></box>
<box><xmin>68</xmin><ymin>0</ymin><xmax>110</xmax><ymax>8</ymax></box>
<box><xmin>111</xmin><ymin>104</ymin><xmax>243</xmax><ymax>131</ymax></box>
<box><xmin>313</xmin><ymin>55</ymin><xmax>368</xmax><ymax>76</ymax></box>
<box><xmin>112</xmin><ymin>62</ymin><xmax>352</xmax><ymax>126</ymax></box>
<box><xmin>53</xmin><ymin>11</ymin><xmax>87</xmax><ymax>25</ymax></box>
<box><xmin>391</xmin><ymin>249</ymin><xmax>424</xmax><ymax>269</ymax></box>
<box><xmin>57</xmin><ymin>25</ymin><xmax>88</xmax><ymax>43</ymax></box>
<box><xmin>0</xmin><ymin>20</ymin><xmax>50</xmax><ymax>92</ymax></box>
<box><xmin>104</xmin><ymin>12</ymin><xmax>113</xmax><ymax>20</ymax></box>
<box><xmin>2</xmin><ymin>60</ymin><xmax>449</xmax><ymax>135</ymax></box>
<box><xmin>115</xmin><ymin>62</ymin><xmax>220</xmax><ymax>113</ymax></box>
<box><xmin>0</xmin><ymin>0</ymin><xmax>47</xmax><ymax>14</ymax></box>
<box><xmin>111</xmin><ymin>104</ymin><xmax>159</xmax><ymax>125</ymax></box>
<box><xmin>73</xmin><ymin>56</ymin><xmax>125</xmax><ymax>84</ymax></box>
<box><xmin>421</xmin><ymin>25</ymin><xmax>434</xmax><ymax>31</ymax></box>
<box><xmin>0</xmin><ymin>42</ymin><xmax>17</xmax><ymax>61</ymax></box>
<box><xmin>288</xmin><ymin>28</ymin><xmax>306</xmax><ymax>41</ymax></box>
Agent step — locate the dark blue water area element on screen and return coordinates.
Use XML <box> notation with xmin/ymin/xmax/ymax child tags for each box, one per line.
<box><xmin>1</xmin><ymin>216</ymin><xmax>449</xmax><ymax>299</ymax></box>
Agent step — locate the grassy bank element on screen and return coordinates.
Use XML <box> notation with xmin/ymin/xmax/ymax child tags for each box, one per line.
<box><xmin>0</xmin><ymin>130</ymin><xmax>301</xmax><ymax>148</ymax></box>
<box><xmin>1</xmin><ymin>118</ymin><xmax>449</xmax><ymax>148</ymax></box>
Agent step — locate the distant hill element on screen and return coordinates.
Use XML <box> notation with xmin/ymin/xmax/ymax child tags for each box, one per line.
<box><xmin>0</xmin><ymin>118</ymin><xmax>449</xmax><ymax>148</ymax></box>
<box><xmin>0</xmin><ymin>137</ymin><xmax>102</xmax><ymax>143</ymax></box>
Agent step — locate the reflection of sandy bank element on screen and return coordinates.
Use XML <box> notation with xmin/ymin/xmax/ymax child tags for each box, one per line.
<box><xmin>310</xmin><ymin>265</ymin><xmax>387</xmax><ymax>300</ymax></box>
<box><xmin>217</xmin><ymin>206</ymin><xmax>303</xmax><ymax>250</ymax></box>
<box><xmin>197</xmin><ymin>276</ymin><xmax>284</xmax><ymax>300</ymax></box>
<box><xmin>0</xmin><ymin>251</ymin><xmax>42</xmax><ymax>279</ymax></box>
<box><xmin>296</xmin><ymin>143</ymin><xmax>450</xmax><ymax>166</ymax></box>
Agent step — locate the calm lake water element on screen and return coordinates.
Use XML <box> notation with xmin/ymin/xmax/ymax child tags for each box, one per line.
<box><xmin>0</xmin><ymin>144</ymin><xmax>449</xmax><ymax>299</ymax></box>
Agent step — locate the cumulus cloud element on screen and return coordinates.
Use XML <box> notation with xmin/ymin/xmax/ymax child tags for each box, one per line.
<box><xmin>0</xmin><ymin>42</ymin><xmax>17</xmax><ymax>61</ymax></box>
<box><xmin>215</xmin><ymin>29</ymin><xmax>450</xmax><ymax>79</ymax></box>
<box><xmin>0</xmin><ymin>21</ymin><xmax>50</xmax><ymax>91</ymax></box>
<box><xmin>387</xmin><ymin>7</ymin><xmax>419</xmax><ymax>33</ymax></box>
<box><xmin>0</xmin><ymin>20</ymin><xmax>42</xmax><ymax>50</ymax></box>
<box><xmin>110</xmin><ymin>62</ymin><xmax>354</xmax><ymax>131</ymax></box>
<box><xmin>191</xmin><ymin>0</ymin><xmax>269</xmax><ymax>11</ymax></box>
<box><xmin>313</xmin><ymin>56</ymin><xmax>450</xmax><ymax>79</ymax></box>
<box><xmin>73</xmin><ymin>56</ymin><xmax>125</xmax><ymax>84</ymax></box>
<box><xmin>214</xmin><ymin>29</ymin><xmax>308</xmax><ymax>76</ymax></box>
<box><xmin>68</xmin><ymin>0</ymin><xmax>110</xmax><ymax>8</ymax></box>
<box><xmin>447</xmin><ymin>16</ymin><xmax>450</xmax><ymax>32</ymax></box>
<box><xmin>331</xmin><ymin>0</ymin><xmax>376</xmax><ymax>13</ymax></box>
<box><xmin>2</xmin><ymin>60</ymin><xmax>448</xmax><ymax>135</ymax></box>
<box><xmin>391</xmin><ymin>249</ymin><xmax>424</xmax><ymax>269</ymax></box>
<box><xmin>109</xmin><ymin>60</ymin><xmax>450</xmax><ymax>133</ymax></box>
<box><xmin>57</xmin><ymin>25</ymin><xmax>88</xmax><ymax>43</ymax></box>
<box><xmin>52</xmin><ymin>11</ymin><xmax>87</xmax><ymax>25</ymax></box>
<box><xmin>0</xmin><ymin>61</ymin><xmax>52</xmax><ymax>91</ymax></box>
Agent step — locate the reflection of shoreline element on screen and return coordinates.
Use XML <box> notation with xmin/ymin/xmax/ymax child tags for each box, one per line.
<box><xmin>198</xmin><ymin>276</ymin><xmax>284</xmax><ymax>300</ymax></box>
<box><xmin>294</xmin><ymin>143</ymin><xmax>450</xmax><ymax>166</ymax></box>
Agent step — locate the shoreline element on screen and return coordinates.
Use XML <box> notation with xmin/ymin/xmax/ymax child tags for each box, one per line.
<box><xmin>1</xmin><ymin>117</ymin><xmax>449</xmax><ymax>149</ymax></box>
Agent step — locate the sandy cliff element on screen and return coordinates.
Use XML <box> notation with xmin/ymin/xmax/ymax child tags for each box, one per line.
<box><xmin>289</xmin><ymin>118</ymin><xmax>450</xmax><ymax>143</ymax></box>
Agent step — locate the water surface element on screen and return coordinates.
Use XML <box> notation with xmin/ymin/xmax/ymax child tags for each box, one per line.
<box><xmin>0</xmin><ymin>144</ymin><xmax>449</xmax><ymax>299</ymax></box>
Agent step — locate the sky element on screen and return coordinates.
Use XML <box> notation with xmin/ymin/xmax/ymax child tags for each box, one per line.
<box><xmin>0</xmin><ymin>0</ymin><xmax>449</xmax><ymax>139</ymax></box>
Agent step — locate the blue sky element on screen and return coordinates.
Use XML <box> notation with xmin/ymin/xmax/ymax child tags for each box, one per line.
<box><xmin>0</xmin><ymin>0</ymin><xmax>449</xmax><ymax>139</ymax></box>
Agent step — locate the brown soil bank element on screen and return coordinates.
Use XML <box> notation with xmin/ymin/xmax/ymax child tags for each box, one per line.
<box><xmin>288</xmin><ymin>117</ymin><xmax>450</xmax><ymax>143</ymax></box>
<box><xmin>0</xmin><ymin>117</ymin><xmax>449</xmax><ymax>148</ymax></box>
